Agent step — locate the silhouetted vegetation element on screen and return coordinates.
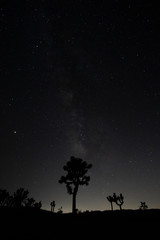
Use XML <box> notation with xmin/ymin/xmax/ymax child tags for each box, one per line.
<box><xmin>0</xmin><ymin>188</ymin><xmax>42</xmax><ymax>209</ymax></box>
<box><xmin>107</xmin><ymin>193</ymin><xmax>124</xmax><ymax>210</ymax></box>
<box><xmin>57</xmin><ymin>206</ymin><xmax>63</xmax><ymax>214</ymax></box>
<box><xmin>34</xmin><ymin>201</ymin><xmax>42</xmax><ymax>209</ymax></box>
<box><xmin>13</xmin><ymin>188</ymin><xmax>29</xmax><ymax>207</ymax></box>
<box><xmin>0</xmin><ymin>189</ymin><xmax>10</xmax><ymax>207</ymax></box>
<box><xmin>139</xmin><ymin>201</ymin><xmax>148</xmax><ymax>210</ymax></box>
<box><xmin>106</xmin><ymin>195</ymin><xmax>114</xmax><ymax>211</ymax></box>
<box><xmin>59</xmin><ymin>156</ymin><xmax>92</xmax><ymax>213</ymax></box>
<box><xmin>115</xmin><ymin>193</ymin><xmax>124</xmax><ymax>210</ymax></box>
<box><xmin>1</xmin><ymin>156</ymin><xmax>159</xmax><ymax>240</ymax></box>
<box><xmin>50</xmin><ymin>200</ymin><xmax>56</xmax><ymax>212</ymax></box>
<box><xmin>25</xmin><ymin>197</ymin><xmax>36</xmax><ymax>207</ymax></box>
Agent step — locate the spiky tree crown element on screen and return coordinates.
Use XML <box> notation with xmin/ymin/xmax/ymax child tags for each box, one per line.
<box><xmin>59</xmin><ymin>156</ymin><xmax>92</xmax><ymax>194</ymax></box>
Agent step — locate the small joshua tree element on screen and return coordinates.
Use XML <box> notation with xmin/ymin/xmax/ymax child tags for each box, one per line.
<box><xmin>139</xmin><ymin>201</ymin><xmax>148</xmax><ymax>210</ymax></box>
<box><xmin>107</xmin><ymin>195</ymin><xmax>114</xmax><ymax>211</ymax></box>
<box><xmin>107</xmin><ymin>193</ymin><xmax>124</xmax><ymax>210</ymax></box>
<box><xmin>115</xmin><ymin>193</ymin><xmax>124</xmax><ymax>210</ymax></box>
<box><xmin>50</xmin><ymin>200</ymin><xmax>56</xmax><ymax>212</ymax></box>
<box><xmin>59</xmin><ymin>156</ymin><xmax>92</xmax><ymax>213</ymax></box>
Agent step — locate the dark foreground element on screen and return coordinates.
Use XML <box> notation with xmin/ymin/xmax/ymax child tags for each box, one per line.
<box><xmin>1</xmin><ymin>207</ymin><xmax>160</xmax><ymax>239</ymax></box>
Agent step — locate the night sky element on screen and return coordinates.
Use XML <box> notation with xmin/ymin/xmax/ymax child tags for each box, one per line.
<box><xmin>1</xmin><ymin>0</ymin><xmax>160</xmax><ymax>212</ymax></box>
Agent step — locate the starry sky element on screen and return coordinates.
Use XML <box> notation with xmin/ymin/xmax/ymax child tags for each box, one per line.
<box><xmin>1</xmin><ymin>0</ymin><xmax>160</xmax><ymax>212</ymax></box>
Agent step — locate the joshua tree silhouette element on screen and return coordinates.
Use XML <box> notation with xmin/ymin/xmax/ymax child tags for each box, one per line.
<box><xmin>106</xmin><ymin>195</ymin><xmax>114</xmax><ymax>211</ymax></box>
<box><xmin>139</xmin><ymin>201</ymin><xmax>148</xmax><ymax>210</ymax></box>
<box><xmin>107</xmin><ymin>193</ymin><xmax>124</xmax><ymax>210</ymax></box>
<box><xmin>50</xmin><ymin>200</ymin><xmax>56</xmax><ymax>212</ymax></box>
<box><xmin>59</xmin><ymin>156</ymin><xmax>92</xmax><ymax>213</ymax></box>
<box><xmin>114</xmin><ymin>193</ymin><xmax>124</xmax><ymax>210</ymax></box>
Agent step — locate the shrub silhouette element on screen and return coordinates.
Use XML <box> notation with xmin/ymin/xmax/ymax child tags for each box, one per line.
<box><xmin>25</xmin><ymin>197</ymin><xmax>36</xmax><ymax>207</ymax></box>
<box><xmin>0</xmin><ymin>189</ymin><xmax>10</xmax><ymax>207</ymax></box>
<box><xmin>57</xmin><ymin>206</ymin><xmax>63</xmax><ymax>214</ymax></box>
<box><xmin>13</xmin><ymin>188</ymin><xmax>29</xmax><ymax>207</ymax></box>
<box><xmin>59</xmin><ymin>156</ymin><xmax>92</xmax><ymax>213</ymax></box>
<box><xmin>34</xmin><ymin>201</ymin><xmax>42</xmax><ymax>209</ymax></box>
<box><xmin>0</xmin><ymin>188</ymin><xmax>42</xmax><ymax>209</ymax></box>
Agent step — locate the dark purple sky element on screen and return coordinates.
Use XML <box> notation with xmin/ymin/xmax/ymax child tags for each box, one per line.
<box><xmin>1</xmin><ymin>0</ymin><xmax>160</xmax><ymax>212</ymax></box>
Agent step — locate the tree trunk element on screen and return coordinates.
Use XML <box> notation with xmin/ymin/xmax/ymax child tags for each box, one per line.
<box><xmin>111</xmin><ymin>202</ymin><xmax>113</xmax><ymax>211</ymax></box>
<box><xmin>72</xmin><ymin>185</ymin><xmax>78</xmax><ymax>213</ymax></box>
<box><xmin>72</xmin><ymin>192</ymin><xmax>76</xmax><ymax>213</ymax></box>
<box><xmin>117</xmin><ymin>204</ymin><xmax>122</xmax><ymax>210</ymax></box>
